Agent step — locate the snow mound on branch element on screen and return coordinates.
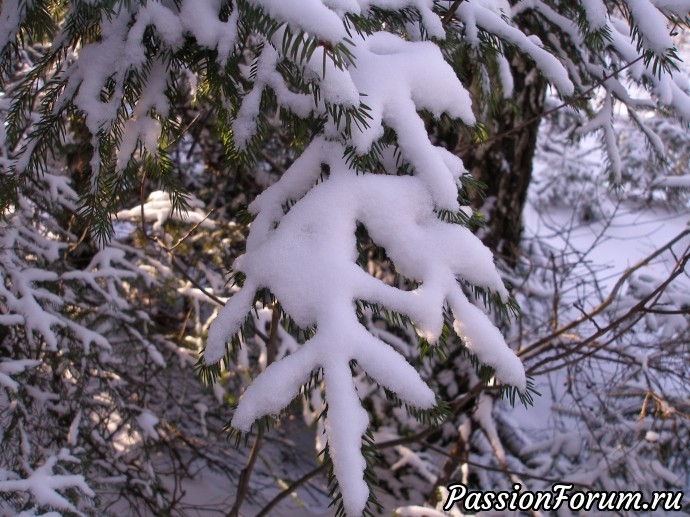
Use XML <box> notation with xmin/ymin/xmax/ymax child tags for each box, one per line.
<box><xmin>205</xmin><ymin>146</ymin><xmax>525</xmax><ymax>517</ymax></box>
<box><xmin>232</xmin><ymin>30</ymin><xmax>475</xmax><ymax>213</ymax></box>
<box><xmin>117</xmin><ymin>191</ymin><xmax>215</xmax><ymax>232</ymax></box>
<box><xmin>348</xmin><ymin>32</ymin><xmax>475</xmax><ymax>211</ymax></box>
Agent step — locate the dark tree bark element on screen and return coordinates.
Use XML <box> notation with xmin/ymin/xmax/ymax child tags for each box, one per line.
<box><xmin>458</xmin><ymin>52</ymin><xmax>547</xmax><ymax>267</ymax></box>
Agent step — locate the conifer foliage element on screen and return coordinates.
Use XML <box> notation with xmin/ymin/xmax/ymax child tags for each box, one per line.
<box><xmin>2</xmin><ymin>0</ymin><xmax>690</xmax><ymax>516</ymax></box>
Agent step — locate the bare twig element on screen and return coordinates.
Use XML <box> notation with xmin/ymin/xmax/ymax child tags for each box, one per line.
<box><xmin>254</xmin><ymin>463</ymin><xmax>329</xmax><ymax>517</ymax></box>
<box><xmin>573</xmin><ymin>302</ymin><xmax>601</xmax><ymax>331</ymax></box>
<box><xmin>227</xmin><ymin>429</ymin><xmax>264</xmax><ymax>517</ymax></box>
<box><xmin>550</xmin><ymin>252</ymin><xmax>559</xmax><ymax>329</ymax></box>
<box><xmin>227</xmin><ymin>305</ymin><xmax>281</xmax><ymax>517</ymax></box>
<box><xmin>518</xmin><ymin>228</ymin><xmax>690</xmax><ymax>361</ymax></box>
<box><xmin>170</xmin><ymin>208</ymin><xmax>216</xmax><ymax>251</ymax></box>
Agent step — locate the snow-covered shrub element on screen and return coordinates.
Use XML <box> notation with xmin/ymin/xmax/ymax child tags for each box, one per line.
<box><xmin>0</xmin><ymin>165</ymin><xmax>162</xmax><ymax>513</ymax></box>
<box><xmin>0</xmin><ymin>77</ymin><xmax>246</xmax><ymax>515</ymax></box>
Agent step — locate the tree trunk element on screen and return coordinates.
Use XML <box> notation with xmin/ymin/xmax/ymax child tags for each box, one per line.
<box><xmin>458</xmin><ymin>53</ymin><xmax>547</xmax><ymax>266</ymax></box>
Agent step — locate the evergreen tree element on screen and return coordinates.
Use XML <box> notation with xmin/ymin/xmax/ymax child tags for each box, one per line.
<box><xmin>1</xmin><ymin>1</ymin><xmax>689</xmax><ymax>516</ymax></box>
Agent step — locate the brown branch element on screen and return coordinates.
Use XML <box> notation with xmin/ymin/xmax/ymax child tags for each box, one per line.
<box><xmin>254</xmin><ymin>463</ymin><xmax>328</xmax><ymax>517</ymax></box>
<box><xmin>642</xmin><ymin>307</ymin><xmax>690</xmax><ymax>315</ymax></box>
<box><xmin>527</xmin><ymin>245</ymin><xmax>690</xmax><ymax>375</ymax></box>
<box><xmin>227</xmin><ymin>305</ymin><xmax>281</xmax><ymax>517</ymax></box>
<box><xmin>227</xmin><ymin>428</ymin><xmax>264</xmax><ymax>517</ymax></box>
<box><xmin>518</xmin><ymin>228</ymin><xmax>690</xmax><ymax>361</ymax></box>
<box><xmin>266</xmin><ymin>303</ymin><xmax>280</xmax><ymax>366</ymax></box>
<box><xmin>442</xmin><ymin>0</ymin><xmax>466</xmax><ymax>26</ymax></box>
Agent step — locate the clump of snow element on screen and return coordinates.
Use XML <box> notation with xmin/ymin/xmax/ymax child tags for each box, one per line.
<box><xmin>625</xmin><ymin>0</ymin><xmax>673</xmax><ymax>55</ymax></box>
<box><xmin>206</xmin><ymin>147</ymin><xmax>524</xmax><ymax>516</ymax></box>
<box><xmin>581</xmin><ymin>0</ymin><xmax>608</xmax><ymax>29</ymax></box>
<box><xmin>348</xmin><ymin>32</ymin><xmax>475</xmax><ymax>211</ymax></box>
<box><xmin>645</xmin><ymin>430</ymin><xmax>660</xmax><ymax>442</ymax></box>
<box><xmin>137</xmin><ymin>410</ymin><xmax>160</xmax><ymax>441</ymax></box>
<box><xmin>0</xmin><ymin>1</ymin><xmax>23</xmax><ymax>52</ymax></box>
<box><xmin>117</xmin><ymin>190</ymin><xmax>215</xmax><ymax>232</ymax></box>
<box><xmin>0</xmin><ymin>453</ymin><xmax>94</xmax><ymax>513</ymax></box>
<box><xmin>250</xmin><ymin>0</ymin><xmax>350</xmax><ymax>43</ymax></box>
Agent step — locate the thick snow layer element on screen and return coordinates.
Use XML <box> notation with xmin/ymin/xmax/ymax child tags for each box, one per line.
<box><xmin>249</xmin><ymin>0</ymin><xmax>349</xmax><ymax>42</ymax></box>
<box><xmin>0</xmin><ymin>1</ymin><xmax>22</xmax><ymax>52</ymax></box>
<box><xmin>179</xmin><ymin>0</ymin><xmax>239</xmax><ymax>64</ymax></box>
<box><xmin>625</xmin><ymin>0</ymin><xmax>673</xmax><ymax>55</ymax></box>
<box><xmin>116</xmin><ymin>59</ymin><xmax>170</xmax><ymax>172</ymax></box>
<box><xmin>348</xmin><ymin>32</ymin><xmax>475</xmax><ymax>211</ymax></box>
<box><xmin>581</xmin><ymin>0</ymin><xmax>608</xmax><ymax>29</ymax></box>
<box><xmin>206</xmin><ymin>147</ymin><xmax>524</xmax><ymax>516</ymax></box>
<box><xmin>234</xmin><ymin>30</ymin><xmax>475</xmax><ymax>212</ymax></box>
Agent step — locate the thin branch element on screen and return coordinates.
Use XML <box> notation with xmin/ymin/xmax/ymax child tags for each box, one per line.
<box><xmin>228</xmin><ymin>305</ymin><xmax>281</xmax><ymax>517</ymax></box>
<box><xmin>442</xmin><ymin>0</ymin><xmax>466</xmax><ymax>26</ymax></box>
<box><xmin>573</xmin><ymin>302</ymin><xmax>601</xmax><ymax>331</ymax></box>
<box><xmin>227</xmin><ymin>428</ymin><xmax>264</xmax><ymax>517</ymax></box>
<box><xmin>254</xmin><ymin>463</ymin><xmax>328</xmax><ymax>517</ymax></box>
<box><xmin>170</xmin><ymin>208</ymin><xmax>216</xmax><ymax>251</ymax></box>
<box><xmin>642</xmin><ymin>307</ymin><xmax>690</xmax><ymax>315</ymax></box>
